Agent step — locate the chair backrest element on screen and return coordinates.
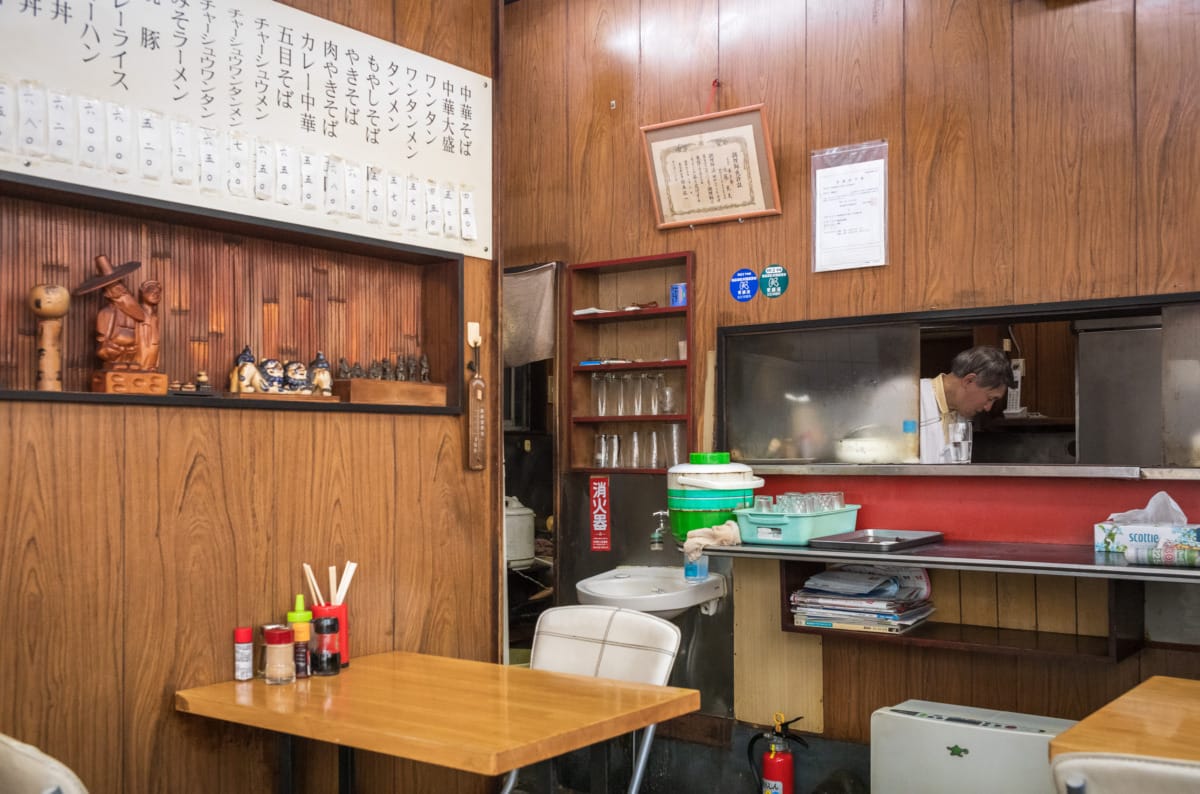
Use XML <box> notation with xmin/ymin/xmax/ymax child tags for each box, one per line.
<box><xmin>1051</xmin><ymin>751</ymin><xmax>1200</xmax><ymax>794</ymax></box>
<box><xmin>529</xmin><ymin>605</ymin><xmax>681</xmax><ymax>686</ymax></box>
<box><xmin>0</xmin><ymin>733</ymin><xmax>89</xmax><ymax>794</ymax></box>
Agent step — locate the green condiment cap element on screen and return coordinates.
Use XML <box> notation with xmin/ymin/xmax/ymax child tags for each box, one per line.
<box><xmin>286</xmin><ymin>593</ymin><xmax>313</xmax><ymax>623</ymax></box>
<box><xmin>689</xmin><ymin>452</ymin><xmax>730</xmax><ymax>465</ymax></box>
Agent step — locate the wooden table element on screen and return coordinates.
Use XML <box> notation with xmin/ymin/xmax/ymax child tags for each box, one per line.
<box><xmin>1049</xmin><ymin>675</ymin><xmax>1200</xmax><ymax>763</ymax></box>
<box><xmin>176</xmin><ymin>650</ymin><xmax>700</xmax><ymax>792</ymax></box>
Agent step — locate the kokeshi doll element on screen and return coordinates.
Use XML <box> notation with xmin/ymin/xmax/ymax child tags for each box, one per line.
<box><xmin>28</xmin><ymin>284</ymin><xmax>71</xmax><ymax>391</ymax></box>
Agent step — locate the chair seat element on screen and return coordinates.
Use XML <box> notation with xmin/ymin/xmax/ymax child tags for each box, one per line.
<box><xmin>1052</xmin><ymin>751</ymin><xmax>1200</xmax><ymax>794</ymax></box>
<box><xmin>0</xmin><ymin>733</ymin><xmax>89</xmax><ymax>794</ymax></box>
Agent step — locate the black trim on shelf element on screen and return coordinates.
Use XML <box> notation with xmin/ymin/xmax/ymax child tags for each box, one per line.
<box><xmin>572</xmin><ymin>360</ymin><xmax>688</xmax><ymax>372</ymax></box>
<box><xmin>572</xmin><ymin>414</ymin><xmax>688</xmax><ymax>423</ymax></box>
<box><xmin>570</xmin><ymin>306</ymin><xmax>687</xmax><ymax>323</ymax></box>
<box><xmin>0</xmin><ymin>389</ymin><xmax>461</xmax><ymax>415</ymax></box>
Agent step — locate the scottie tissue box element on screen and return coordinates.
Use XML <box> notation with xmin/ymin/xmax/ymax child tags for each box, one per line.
<box><xmin>1094</xmin><ymin>491</ymin><xmax>1198</xmax><ymax>552</ymax></box>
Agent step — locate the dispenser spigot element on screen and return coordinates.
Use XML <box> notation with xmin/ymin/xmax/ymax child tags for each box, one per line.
<box><xmin>650</xmin><ymin>509</ymin><xmax>669</xmax><ymax>551</ymax></box>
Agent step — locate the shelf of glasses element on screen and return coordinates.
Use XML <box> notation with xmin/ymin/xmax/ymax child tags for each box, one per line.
<box><xmin>573</xmin><ymin>414</ymin><xmax>687</xmax><ymax>424</ymax></box>
<box><xmin>572</xmin><ymin>360</ymin><xmax>688</xmax><ymax>373</ymax></box>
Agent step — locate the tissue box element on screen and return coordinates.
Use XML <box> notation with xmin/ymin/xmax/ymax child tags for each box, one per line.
<box><xmin>1094</xmin><ymin>522</ymin><xmax>1200</xmax><ymax>553</ymax></box>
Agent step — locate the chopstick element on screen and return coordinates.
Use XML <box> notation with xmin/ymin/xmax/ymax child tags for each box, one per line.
<box><xmin>333</xmin><ymin>561</ymin><xmax>357</xmax><ymax>606</ymax></box>
<box><xmin>328</xmin><ymin>565</ymin><xmax>338</xmax><ymax>606</ymax></box>
<box><xmin>303</xmin><ymin>562</ymin><xmax>326</xmax><ymax>606</ymax></box>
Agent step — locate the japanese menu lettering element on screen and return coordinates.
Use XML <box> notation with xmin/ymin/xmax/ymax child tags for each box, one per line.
<box><xmin>0</xmin><ymin>0</ymin><xmax>492</xmax><ymax>258</ymax></box>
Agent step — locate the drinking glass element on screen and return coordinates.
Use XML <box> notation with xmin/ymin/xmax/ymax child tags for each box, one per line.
<box><xmin>608</xmin><ymin>373</ymin><xmax>626</xmax><ymax>416</ymax></box>
<box><xmin>753</xmin><ymin>495</ymin><xmax>774</xmax><ymax>513</ymax></box>
<box><xmin>666</xmin><ymin>423</ymin><xmax>685</xmax><ymax>467</ymax></box>
<box><xmin>593</xmin><ymin>432</ymin><xmax>608</xmax><ymax>467</ymax></box>
<box><xmin>626</xmin><ymin>430</ymin><xmax>642</xmax><ymax>469</ymax></box>
<box><xmin>658</xmin><ymin>375</ymin><xmax>678</xmax><ymax>415</ymax></box>
<box><xmin>646</xmin><ymin>373</ymin><xmax>661</xmax><ymax>415</ymax></box>
<box><xmin>591</xmin><ymin>372</ymin><xmax>607</xmax><ymax>417</ymax></box>
<box><xmin>606</xmin><ymin>433</ymin><xmax>621</xmax><ymax>468</ymax></box>
<box><xmin>646</xmin><ymin>429</ymin><xmax>661</xmax><ymax>469</ymax></box>
<box><xmin>630</xmin><ymin>373</ymin><xmax>645</xmax><ymax>415</ymax></box>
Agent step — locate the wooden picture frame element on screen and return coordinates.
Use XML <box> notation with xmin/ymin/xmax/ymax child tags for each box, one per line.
<box><xmin>640</xmin><ymin>104</ymin><xmax>781</xmax><ymax>230</ymax></box>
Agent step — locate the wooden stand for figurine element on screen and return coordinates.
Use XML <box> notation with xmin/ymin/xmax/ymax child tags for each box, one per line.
<box><xmin>27</xmin><ymin>284</ymin><xmax>71</xmax><ymax>392</ymax></box>
<box><xmin>332</xmin><ymin>379</ymin><xmax>447</xmax><ymax>406</ymax></box>
<box><xmin>92</xmin><ymin>370</ymin><xmax>170</xmax><ymax>395</ymax></box>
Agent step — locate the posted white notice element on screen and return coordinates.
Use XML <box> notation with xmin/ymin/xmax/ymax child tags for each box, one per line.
<box><xmin>813</xmin><ymin>158</ymin><xmax>887</xmax><ymax>272</ymax></box>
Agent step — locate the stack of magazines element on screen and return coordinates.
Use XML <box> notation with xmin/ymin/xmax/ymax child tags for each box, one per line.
<box><xmin>790</xmin><ymin>564</ymin><xmax>935</xmax><ymax>634</ymax></box>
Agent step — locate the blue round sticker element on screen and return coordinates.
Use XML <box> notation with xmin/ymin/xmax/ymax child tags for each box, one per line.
<box><xmin>730</xmin><ymin>268</ymin><xmax>758</xmax><ymax>302</ymax></box>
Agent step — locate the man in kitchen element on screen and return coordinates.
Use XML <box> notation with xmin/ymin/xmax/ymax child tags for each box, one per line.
<box><xmin>919</xmin><ymin>346</ymin><xmax>1016</xmax><ymax>463</ymax></box>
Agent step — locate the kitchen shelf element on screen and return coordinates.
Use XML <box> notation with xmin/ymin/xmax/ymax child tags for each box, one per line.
<box><xmin>564</xmin><ymin>252</ymin><xmax>693</xmax><ymax>471</ymax></box>
<box><xmin>774</xmin><ymin>556</ymin><xmax>1144</xmax><ymax>662</ymax></box>
<box><xmin>572</xmin><ymin>360</ymin><xmax>688</xmax><ymax>373</ymax></box>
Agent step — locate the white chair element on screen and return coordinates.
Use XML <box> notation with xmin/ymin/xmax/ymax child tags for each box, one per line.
<box><xmin>1052</xmin><ymin>751</ymin><xmax>1200</xmax><ymax>793</ymax></box>
<box><xmin>0</xmin><ymin>733</ymin><xmax>88</xmax><ymax>794</ymax></box>
<box><xmin>499</xmin><ymin>604</ymin><xmax>682</xmax><ymax>794</ymax></box>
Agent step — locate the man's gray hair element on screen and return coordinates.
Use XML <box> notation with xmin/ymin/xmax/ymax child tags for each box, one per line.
<box><xmin>950</xmin><ymin>346</ymin><xmax>1017</xmax><ymax>389</ymax></box>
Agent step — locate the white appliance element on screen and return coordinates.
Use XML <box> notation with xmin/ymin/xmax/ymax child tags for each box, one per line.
<box><xmin>504</xmin><ymin>496</ymin><xmax>536</xmax><ymax>570</ymax></box>
<box><xmin>871</xmin><ymin>700</ymin><xmax>1076</xmax><ymax>794</ymax></box>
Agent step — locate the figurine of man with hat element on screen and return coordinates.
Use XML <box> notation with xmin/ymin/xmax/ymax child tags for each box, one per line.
<box><xmin>73</xmin><ymin>254</ymin><xmax>167</xmax><ymax>394</ymax></box>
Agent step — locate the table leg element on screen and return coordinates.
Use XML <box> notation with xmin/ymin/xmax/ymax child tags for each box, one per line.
<box><xmin>339</xmin><ymin>745</ymin><xmax>356</xmax><ymax>794</ymax></box>
<box><xmin>589</xmin><ymin>740</ymin><xmax>611</xmax><ymax>792</ymax></box>
<box><xmin>277</xmin><ymin>734</ymin><xmax>294</xmax><ymax>794</ymax></box>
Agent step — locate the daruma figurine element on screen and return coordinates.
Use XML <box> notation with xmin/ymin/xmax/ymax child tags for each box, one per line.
<box><xmin>27</xmin><ymin>283</ymin><xmax>70</xmax><ymax>391</ymax></box>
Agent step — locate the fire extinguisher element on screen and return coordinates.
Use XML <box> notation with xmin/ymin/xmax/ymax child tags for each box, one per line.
<box><xmin>748</xmin><ymin>711</ymin><xmax>808</xmax><ymax>794</ymax></box>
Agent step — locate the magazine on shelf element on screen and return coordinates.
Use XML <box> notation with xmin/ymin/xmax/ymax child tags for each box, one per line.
<box><xmin>791</xmin><ymin>603</ymin><xmax>936</xmax><ymax>625</ymax></box>
<box><xmin>794</xmin><ymin>616</ymin><xmax>921</xmax><ymax>634</ymax></box>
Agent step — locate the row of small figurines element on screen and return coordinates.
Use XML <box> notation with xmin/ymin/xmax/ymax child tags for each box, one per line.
<box><xmin>228</xmin><ymin>346</ymin><xmax>431</xmax><ymax>395</ymax></box>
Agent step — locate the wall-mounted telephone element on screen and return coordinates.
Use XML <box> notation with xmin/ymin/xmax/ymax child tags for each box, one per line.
<box><xmin>1004</xmin><ymin>357</ymin><xmax>1026</xmax><ymax>417</ymax></box>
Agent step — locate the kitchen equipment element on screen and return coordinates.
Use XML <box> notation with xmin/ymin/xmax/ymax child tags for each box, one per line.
<box><xmin>808</xmin><ymin>529</ymin><xmax>943</xmax><ymax>551</ymax></box>
<box><xmin>871</xmin><ymin>699</ymin><xmax>1075</xmax><ymax>794</ymax></box>
<box><xmin>504</xmin><ymin>496</ymin><xmax>536</xmax><ymax>569</ymax></box>
<box><xmin>666</xmin><ymin>452</ymin><xmax>763</xmax><ymax>542</ymax></box>
<box><xmin>835</xmin><ymin>424</ymin><xmax>908</xmax><ymax>464</ymax></box>
<box><xmin>734</xmin><ymin>505</ymin><xmax>860</xmax><ymax>546</ymax></box>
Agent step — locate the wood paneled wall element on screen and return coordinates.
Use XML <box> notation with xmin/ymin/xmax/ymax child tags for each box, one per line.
<box><xmin>0</xmin><ymin>0</ymin><xmax>499</xmax><ymax>791</ymax></box>
<box><xmin>498</xmin><ymin>0</ymin><xmax>1200</xmax><ymax>743</ymax></box>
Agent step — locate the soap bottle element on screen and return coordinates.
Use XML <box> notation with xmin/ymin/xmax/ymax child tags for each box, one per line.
<box><xmin>684</xmin><ymin>553</ymin><xmax>709</xmax><ymax>583</ymax></box>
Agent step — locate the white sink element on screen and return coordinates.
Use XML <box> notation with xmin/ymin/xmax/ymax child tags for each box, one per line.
<box><xmin>575</xmin><ymin>565</ymin><xmax>727</xmax><ymax>619</ymax></box>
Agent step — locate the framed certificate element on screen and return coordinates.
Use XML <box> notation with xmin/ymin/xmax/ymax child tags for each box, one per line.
<box><xmin>640</xmin><ymin>104</ymin><xmax>781</xmax><ymax>229</ymax></box>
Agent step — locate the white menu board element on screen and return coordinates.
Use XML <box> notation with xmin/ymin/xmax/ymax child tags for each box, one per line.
<box><xmin>0</xmin><ymin>0</ymin><xmax>492</xmax><ymax>259</ymax></box>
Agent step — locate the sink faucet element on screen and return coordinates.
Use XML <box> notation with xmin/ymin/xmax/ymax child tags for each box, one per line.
<box><xmin>649</xmin><ymin>510</ymin><xmax>669</xmax><ymax>551</ymax></box>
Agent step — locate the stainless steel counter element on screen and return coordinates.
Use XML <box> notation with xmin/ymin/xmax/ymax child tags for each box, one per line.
<box><xmin>705</xmin><ymin>540</ymin><xmax>1200</xmax><ymax>584</ymax></box>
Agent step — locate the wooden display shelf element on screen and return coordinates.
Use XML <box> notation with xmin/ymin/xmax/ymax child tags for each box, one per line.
<box><xmin>570</xmin><ymin>306</ymin><xmax>687</xmax><ymax>323</ymax></box>
<box><xmin>572</xmin><ymin>360</ymin><xmax>688</xmax><ymax>373</ymax></box>
<box><xmin>332</xmin><ymin>379</ymin><xmax>448</xmax><ymax>406</ymax></box>
<box><xmin>572</xmin><ymin>413</ymin><xmax>688</xmax><ymax>423</ymax></box>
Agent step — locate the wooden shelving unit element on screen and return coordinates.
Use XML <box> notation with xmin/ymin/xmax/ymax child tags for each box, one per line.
<box><xmin>564</xmin><ymin>252</ymin><xmax>693</xmax><ymax>473</ymax></box>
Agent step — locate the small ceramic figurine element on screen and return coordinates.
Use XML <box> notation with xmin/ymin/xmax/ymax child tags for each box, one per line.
<box><xmin>350</xmin><ymin>362</ymin><xmax>365</xmax><ymax>379</ymax></box>
<box><xmin>258</xmin><ymin>358</ymin><xmax>285</xmax><ymax>393</ymax></box>
<box><xmin>195</xmin><ymin>371</ymin><xmax>211</xmax><ymax>392</ymax></box>
<box><xmin>381</xmin><ymin>358</ymin><xmax>393</xmax><ymax>381</ymax></box>
<box><xmin>419</xmin><ymin>353</ymin><xmax>430</xmax><ymax>383</ymax></box>
<box><xmin>336</xmin><ymin>357</ymin><xmax>352</xmax><ymax>380</ymax></box>
<box><xmin>310</xmin><ymin>352</ymin><xmax>333</xmax><ymax>396</ymax></box>
<box><xmin>229</xmin><ymin>345</ymin><xmax>261</xmax><ymax>393</ymax></box>
<box><xmin>27</xmin><ymin>283</ymin><xmax>71</xmax><ymax>392</ymax></box>
<box><xmin>394</xmin><ymin>355</ymin><xmax>407</xmax><ymax>381</ymax></box>
<box><xmin>367</xmin><ymin>360</ymin><xmax>384</xmax><ymax>380</ymax></box>
<box><xmin>406</xmin><ymin>356</ymin><xmax>418</xmax><ymax>382</ymax></box>
<box><xmin>283</xmin><ymin>361</ymin><xmax>312</xmax><ymax>394</ymax></box>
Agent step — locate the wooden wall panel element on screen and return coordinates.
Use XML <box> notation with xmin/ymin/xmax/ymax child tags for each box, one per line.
<box><xmin>1135</xmin><ymin>0</ymin><xmax>1200</xmax><ymax>294</ymax></box>
<box><xmin>903</xmin><ymin>0</ymin><xmax>1013</xmax><ymax>310</ymax></box>
<box><xmin>699</xmin><ymin>0</ymin><xmax>807</xmax><ymax>336</ymax></box>
<box><xmin>1013</xmin><ymin>0</ymin><xmax>1135</xmax><ymax>303</ymax></box>
<box><xmin>566</xmin><ymin>0</ymin><xmax>644</xmax><ymax>262</ymax></box>
<box><xmin>499</xmin><ymin>0</ymin><xmax>570</xmax><ymax>265</ymax></box>
<box><xmin>0</xmin><ymin>404</ymin><xmax>125</xmax><ymax>793</ymax></box>
<box><xmin>802</xmin><ymin>0</ymin><xmax>905</xmax><ymax>321</ymax></box>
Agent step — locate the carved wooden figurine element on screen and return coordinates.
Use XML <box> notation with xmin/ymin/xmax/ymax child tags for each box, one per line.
<box><xmin>72</xmin><ymin>255</ymin><xmax>167</xmax><ymax>395</ymax></box>
<box><xmin>27</xmin><ymin>284</ymin><xmax>70</xmax><ymax>392</ymax></box>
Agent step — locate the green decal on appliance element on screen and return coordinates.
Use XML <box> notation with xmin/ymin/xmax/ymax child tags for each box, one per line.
<box><xmin>759</xmin><ymin>264</ymin><xmax>788</xmax><ymax>298</ymax></box>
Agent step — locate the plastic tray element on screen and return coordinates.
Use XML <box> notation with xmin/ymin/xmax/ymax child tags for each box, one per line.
<box><xmin>807</xmin><ymin>529</ymin><xmax>943</xmax><ymax>551</ymax></box>
<box><xmin>734</xmin><ymin>505</ymin><xmax>860</xmax><ymax>546</ymax></box>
